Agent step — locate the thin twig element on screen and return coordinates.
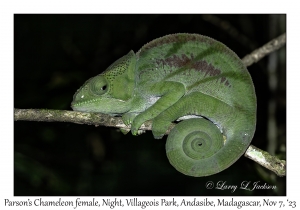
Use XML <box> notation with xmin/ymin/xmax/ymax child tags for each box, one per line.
<box><xmin>202</xmin><ymin>14</ymin><xmax>257</xmax><ymax>50</ymax></box>
<box><xmin>242</xmin><ymin>33</ymin><xmax>286</xmax><ymax>67</ymax></box>
<box><xmin>14</xmin><ymin>108</ymin><xmax>286</xmax><ymax>176</ymax></box>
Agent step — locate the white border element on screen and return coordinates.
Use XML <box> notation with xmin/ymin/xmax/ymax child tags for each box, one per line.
<box><xmin>1</xmin><ymin>0</ymin><xmax>298</xmax><ymax>209</ymax></box>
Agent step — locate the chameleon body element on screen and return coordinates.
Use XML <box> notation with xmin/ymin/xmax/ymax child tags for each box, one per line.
<box><xmin>71</xmin><ymin>33</ymin><xmax>256</xmax><ymax>177</ymax></box>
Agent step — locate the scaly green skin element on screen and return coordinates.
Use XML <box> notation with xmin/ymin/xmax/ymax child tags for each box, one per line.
<box><xmin>71</xmin><ymin>33</ymin><xmax>256</xmax><ymax>177</ymax></box>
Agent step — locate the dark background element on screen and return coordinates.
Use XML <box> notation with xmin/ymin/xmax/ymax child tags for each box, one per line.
<box><xmin>14</xmin><ymin>14</ymin><xmax>286</xmax><ymax>196</ymax></box>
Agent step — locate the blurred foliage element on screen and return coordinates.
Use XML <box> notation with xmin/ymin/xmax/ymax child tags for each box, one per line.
<box><xmin>14</xmin><ymin>14</ymin><xmax>286</xmax><ymax>196</ymax></box>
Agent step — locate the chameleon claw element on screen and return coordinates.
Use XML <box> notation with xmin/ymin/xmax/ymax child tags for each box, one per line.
<box><xmin>131</xmin><ymin>126</ymin><xmax>145</xmax><ymax>136</ymax></box>
<box><xmin>120</xmin><ymin>128</ymin><xmax>131</xmax><ymax>135</ymax></box>
<box><xmin>137</xmin><ymin>130</ymin><xmax>146</xmax><ymax>135</ymax></box>
<box><xmin>131</xmin><ymin>127</ymin><xmax>138</xmax><ymax>136</ymax></box>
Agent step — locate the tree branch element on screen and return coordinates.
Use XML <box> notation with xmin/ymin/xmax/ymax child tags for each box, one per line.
<box><xmin>14</xmin><ymin>108</ymin><xmax>127</xmax><ymax>128</ymax></box>
<box><xmin>245</xmin><ymin>145</ymin><xmax>286</xmax><ymax>177</ymax></box>
<box><xmin>14</xmin><ymin>108</ymin><xmax>286</xmax><ymax>176</ymax></box>
<box><xmin>242</xmin><ymin>33</ymin><xmax>286</xmax><ymax>67</ymax></box>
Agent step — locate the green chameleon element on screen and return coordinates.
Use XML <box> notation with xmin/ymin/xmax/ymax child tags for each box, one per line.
<box><xmin>71</xmin><ymin>33</ymin><xmax>256</xmax><ymax>177</ymax></box>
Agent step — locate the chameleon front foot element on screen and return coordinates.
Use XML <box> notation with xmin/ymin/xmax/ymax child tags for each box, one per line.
<box><xmin>122</xmin><ymin>112</ymin><xmax>147</xmax><ymax>136</ymax></box>
<box><xmin>151</xmin><ymin>117</ymin><xmax>172</xmax><ymax>139</ymax></box>
<box><xmin>122</xmin><ymin>112</ymin><xmax>138</xmax><ymax>126</ymax></box>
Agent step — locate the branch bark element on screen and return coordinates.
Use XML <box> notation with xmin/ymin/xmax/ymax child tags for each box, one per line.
<box><xmin>245</xmin><ymin>145</ymin><xmax>286</xmax><ymax>177</ymax></box>
<box><xmin>242</xmin><ymin>33</ymin><xmax>286</xmax><ymax>67</ymax></box>
<box><xmin>14</xmin><ymin>108</ymin><xmax>286</xmax><ymax>176</ymax></box>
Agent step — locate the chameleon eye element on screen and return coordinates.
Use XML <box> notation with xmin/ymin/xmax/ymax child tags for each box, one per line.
<box><xmin>89</xmin><ymin>75</ymin><xmax>109</xmax><ymax>95</ymax></box>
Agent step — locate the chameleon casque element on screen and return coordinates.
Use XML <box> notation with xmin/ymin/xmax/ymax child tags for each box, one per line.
<box><xmin>71</xmin><ymin>33</ymin><xmax>256</xmax><ymax>177</ymax></box>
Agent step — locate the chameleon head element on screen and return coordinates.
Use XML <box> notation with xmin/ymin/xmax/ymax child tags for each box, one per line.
<box><xmin>71</xmin><ymin>50</ymin><xmax>136</xmax><ymax>115</ymax></box>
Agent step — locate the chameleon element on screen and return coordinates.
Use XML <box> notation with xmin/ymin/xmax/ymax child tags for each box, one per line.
<box><xmin>71</xmin><ymin>33</ymin><xmax>256</xmax><ymax>177</ymax></box>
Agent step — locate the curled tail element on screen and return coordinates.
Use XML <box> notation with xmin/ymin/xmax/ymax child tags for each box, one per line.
<box><xmin>166</xmin><ymin>116</ymin><xmax>254</xmax><ymax>177</ymax></box>
<box><xmin>152</xmin><ymin>92</ymin><xmax>256</xmax><ymax>177</ymax></box>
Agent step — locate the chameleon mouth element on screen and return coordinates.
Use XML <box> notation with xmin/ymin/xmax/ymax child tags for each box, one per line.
<box><xmin>71</xmin><ymin>98</ymin><xmax>101</xmax><ymax>111</ymax></box>
<box><xmin>71</xmin><ymin>96</ymin><xmax>131</xmax><ymax>114</ymax></box>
